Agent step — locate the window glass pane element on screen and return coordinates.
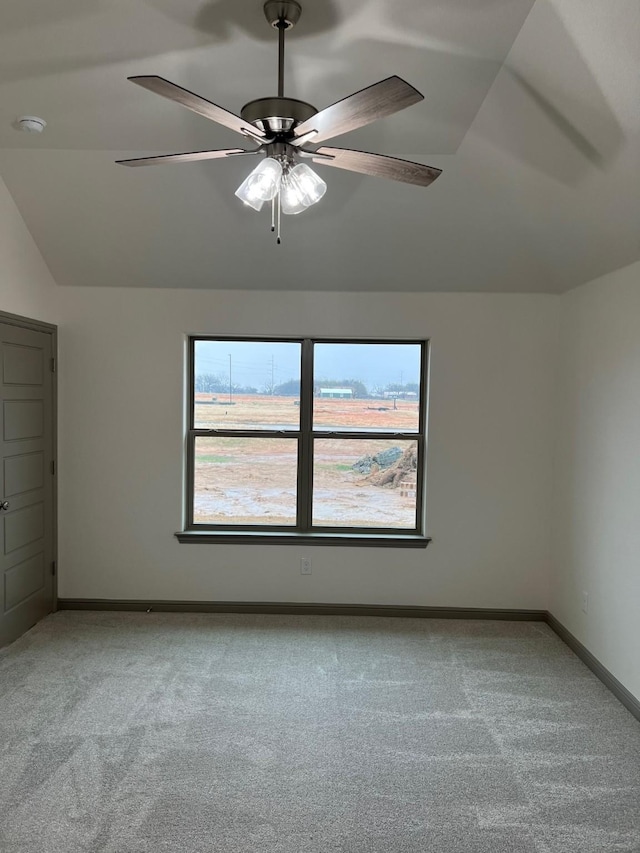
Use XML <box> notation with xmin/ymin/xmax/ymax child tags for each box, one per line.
<box><xmin>194</xmin><ymin>437</ymin><xmax>298</xmax><ymax>525</ymax></box>
<box><xmin>313</xmin><ymin>343</ymin><xmax>421</xmax><ymax>432</ymax></box>
<box><xmin>312</xmin><ymin>439</ymin><xmax>418</xmax><ymax>529</ymax></box>
<box><xmin>194</xmin><ymin>340</ymin><xmax>301</xmax><ymax>430</ymax></box>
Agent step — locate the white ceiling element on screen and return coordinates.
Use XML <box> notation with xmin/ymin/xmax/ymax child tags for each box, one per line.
<box><xmin>0</xmin><ymin>0</ymin><xmax>638</xmax><ymax>292</ymax></box>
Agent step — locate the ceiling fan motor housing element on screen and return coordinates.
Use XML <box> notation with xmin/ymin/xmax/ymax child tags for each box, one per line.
<box><xmin>241</xmin><ymin>96</ymin><xmax>317</xmax><ymax>137</ymax></box>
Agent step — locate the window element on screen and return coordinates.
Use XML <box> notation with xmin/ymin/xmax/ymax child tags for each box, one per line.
<box><xmin>178</xmin><ymin>338</ymin><xmax>430</xmax><ymax>546</ymax></box>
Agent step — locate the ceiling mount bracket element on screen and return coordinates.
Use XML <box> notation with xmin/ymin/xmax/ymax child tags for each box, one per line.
<box><xmin>264</xmin><ymin>0</ymin><xmax>302</xmax><ymax>30</ymax></box>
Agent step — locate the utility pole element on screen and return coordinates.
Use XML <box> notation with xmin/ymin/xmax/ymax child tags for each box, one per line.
<box><xmin>271</xmin><ymin>355</ymin><xmax>275</xmax><ymax>395</ymax></box>
<box><xmin>228</xmin><ymin>354</ymin><xmax>232</xmax><ymax>404</ymax></box>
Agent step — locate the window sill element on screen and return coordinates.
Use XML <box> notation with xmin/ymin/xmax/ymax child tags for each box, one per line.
<box><xmin>175</xmin><ymin>531</ymin><xmax>432</xmax><ymax>548</ymax></box>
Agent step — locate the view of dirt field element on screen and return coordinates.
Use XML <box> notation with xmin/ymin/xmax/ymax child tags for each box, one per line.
<box><xmin>193</xmin><ymin>395</ymin><xmax>419</xmax><ymax>527</ymax></box>
<box><xmin>194</xmin><ymin>393</ymin><xmax>419</xmax><ymax>432</ymax></box>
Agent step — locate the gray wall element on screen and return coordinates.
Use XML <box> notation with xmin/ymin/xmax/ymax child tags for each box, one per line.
<box><xmin>551</xmin><ymin>261</ymin><xmax>640</xmax><ymax>700</ymax></box>
<box><xmin>56</xmin><ymin>287</ymin><xmax>558</xmax><ymax>609</ymax></box>
<box><xmin>0</xmin><ymin>175</ymin><xmax>58</xmax><ymax>322</ymax></box>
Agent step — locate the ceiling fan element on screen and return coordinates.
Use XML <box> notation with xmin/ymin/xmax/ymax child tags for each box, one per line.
<box><xmin>117</xmin><ymin>0</ymin><xmax>442</xmax><ymax>243</ymax></box>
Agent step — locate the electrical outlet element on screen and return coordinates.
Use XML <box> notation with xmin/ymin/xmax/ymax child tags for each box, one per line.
<box><xmin>300</xmin><ymin>557</ymin><xmax>312</xmax><ymax>575</ymax></box>
<box><xmin>582</xmin><ymin>591</ymin><xmax>589</xmax><ymax>614</ymax></box>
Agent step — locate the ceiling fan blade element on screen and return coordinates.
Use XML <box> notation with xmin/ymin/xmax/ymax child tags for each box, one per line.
<box><xmin>293</xmin><ymin>76</ymin><xmax>423</xmax><ymax>144</ymax></box>
<box><xmin>128</xmin><ymin>76</ymin><xmax>267</xmax><ymax>140</ymax></box>
<box><xmin>116</xmin><ymin>148</ymin><xmax>257</xmax><ymax>167</ymax></box>
<box><xmin>311</xmin><ymin>147</ymin><xmax>442</xmax><ymax>187</ymax></box>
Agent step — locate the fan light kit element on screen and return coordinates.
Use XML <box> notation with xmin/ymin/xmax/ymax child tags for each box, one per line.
<box><xmin>117</xmin><ymin>0</ymin><xmax>441</xmax><ymax>243</ymax></box>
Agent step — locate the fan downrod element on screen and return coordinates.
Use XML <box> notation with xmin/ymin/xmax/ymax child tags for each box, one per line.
<box><xmin>242</xmin><ymin>0</ymin><xmax>314</xmax><ymax>137</ymax></box>
<box><xmin>263</xmin><ymin>0</ymin><xmax>302</xmax><ymax>29</ymax></box>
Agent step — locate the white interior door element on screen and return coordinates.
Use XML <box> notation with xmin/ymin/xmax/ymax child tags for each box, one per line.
<box><xmin>0</xmin><ymin>320</ymin><xmax>55</xmax><ymax>647</ymax></box>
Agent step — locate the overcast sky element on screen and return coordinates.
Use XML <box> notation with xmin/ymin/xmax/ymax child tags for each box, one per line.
<box><xmin>195</xmin><ymin>341</ymin><xmax>422</xmax><ymax>390</ymax></box>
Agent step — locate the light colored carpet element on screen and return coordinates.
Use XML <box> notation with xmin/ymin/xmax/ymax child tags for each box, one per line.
<box><xmin>0</xmin><ymin>612</ymin><xmax>639</xmax><ymax>853</ymax></box>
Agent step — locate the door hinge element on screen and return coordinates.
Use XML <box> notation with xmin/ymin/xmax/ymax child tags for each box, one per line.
<box><xmin>51</xmin><ymin>561</ymin><xmax>56</xmax><ymax>577</ymax></box>
<box><xmin>50</xmin><ymin>357</ymin><xmax>56</xmax><ymax>373</ymax></box>
<box><xmin>50</xmin><ymin>460</ymin><xmax>55</xmax><ymax>476</ymax></box>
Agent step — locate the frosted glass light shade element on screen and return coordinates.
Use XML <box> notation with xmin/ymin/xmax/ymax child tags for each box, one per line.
<box><xmin>280</xmin><ymin>173</ymin><xmax>308</xmax><ymax>215</ymax></box>
<box><xmin>281</xmin><ymin>164</ymin><xmax>327</xmax><ymax>215</ymax></box>
<box><xmin>291</xmin><ymin>163</ymin><xmax>327</xmax><ymax>206</ymax></box>
<box><xmin>235</xmin><ymin>158</ymin><xmax>282</xmax><ymax>211</ymax></box>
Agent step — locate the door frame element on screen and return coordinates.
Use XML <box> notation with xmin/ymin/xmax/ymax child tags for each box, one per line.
<box><xmin>0</xmin><ymin>310</ymin><xmax>58</xmax><ymax>610</ymax></box>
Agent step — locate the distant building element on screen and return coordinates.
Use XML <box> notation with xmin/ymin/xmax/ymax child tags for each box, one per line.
<box><xmin>319</xmin><ymin>387</ymin><xmax>353</xmax><ymax>399</ymax></box>
<box><xmin>383</xmin><ymin>390</ymin><xmax>418</xmax><ymax>400</ymax></box>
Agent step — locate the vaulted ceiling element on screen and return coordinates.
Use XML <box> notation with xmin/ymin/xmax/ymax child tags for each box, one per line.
<box><xmin>0</xmin><ymin>0</ymin><xmax>638</xmax><ymax>292</ymax></box>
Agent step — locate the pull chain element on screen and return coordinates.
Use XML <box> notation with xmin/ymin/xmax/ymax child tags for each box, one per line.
<box><xmin>271</xmin><ymin>197</ymin><xmax>275</xmax><ymax>232</ymax></box>
<box><xmin>277</xmin><ymin>191</ymin><xmax>282</xmax><ymax>244</ymax></box>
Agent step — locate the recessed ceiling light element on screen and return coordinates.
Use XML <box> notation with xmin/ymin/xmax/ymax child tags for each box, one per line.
<box><xmin>14</xmin><ymin>116</ymin><xmax>47</xmax><ymax>133</ymax></box>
